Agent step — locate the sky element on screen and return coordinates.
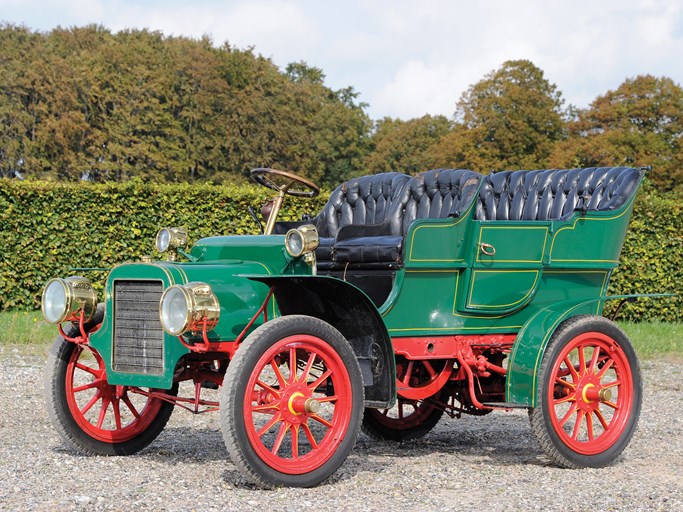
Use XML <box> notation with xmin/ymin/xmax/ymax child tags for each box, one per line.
<box><xmin>1</xmin><ymin>0</ymin><xmax>682</xmax><ymax>120</ymax></box>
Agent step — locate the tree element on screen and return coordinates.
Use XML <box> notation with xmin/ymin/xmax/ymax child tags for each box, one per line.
<box><xmin>364</xmin><ymin>115</ymin><xmax>451</xmax><ymax>174</ymax></box>
<box><xmin>431</xmin><ymin>60</ymin><xmax>565</xmax><ymax>172</ymax></box>
<box><xmin>549</xmin><ymin>75</ymin><xmax>683</xmax><ymax>190</ymax></box>
<box><xmin>0</xmin><ymin>26</ymin><xmax>372</xmax><ymax>185</ymax></box>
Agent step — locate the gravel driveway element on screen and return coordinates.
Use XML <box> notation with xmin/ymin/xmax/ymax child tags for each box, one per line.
<box><xmin>1</xmin><ymin>347</ymin><xmax>681</xmax><ymax>512</ymax></box>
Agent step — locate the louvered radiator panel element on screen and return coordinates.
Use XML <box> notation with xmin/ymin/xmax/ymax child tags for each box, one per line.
<box><xmin>113</xmin><ymin>280</ymin><xmax>164</xmax><ymax>375</ymax></box>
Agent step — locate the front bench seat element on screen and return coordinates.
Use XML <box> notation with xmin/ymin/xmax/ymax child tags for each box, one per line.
<box><xmin>334</xmin><ymin>169</ymin><xmax>482</xmax><ymax>266</ymax></box>
<box><xmin>273</xmin><ymin>172</ymin><xmax>411</xmax><ymax>263</ymax></box>
<box><xmin>475</xmin><ymin>167</ymin><xmax>642</xmax><ymax>221</ymax></box>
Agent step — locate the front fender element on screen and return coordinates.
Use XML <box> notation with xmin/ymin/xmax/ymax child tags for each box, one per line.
<box><xmin>249</xmin><ymin>275</ymin><xmax>396</xmax><ymax>408</ymax></box>
<box><xmin>505</xmin><ymin>298</ymin><xmax>602</xmax><ymax>407</ymax></box>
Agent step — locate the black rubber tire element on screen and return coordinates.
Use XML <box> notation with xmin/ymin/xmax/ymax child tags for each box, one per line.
<box><xmin>529</xmin><ymin>315</ymin><xmax>642</xmax><ymax>468</ymax></box>
<box><xmin>362</xmin><ymin>394</ymin><xmax>445</xmax><ymax>442</ymax></box>
<box><xmin>44</xmin><ymin>325</ymin><xmax>176</xmax><ymax>456</ymax></box>
<box><xmin>221</xmin><ymin>315</ymin><xmax>364</xmax><ymax>488</ymax></box>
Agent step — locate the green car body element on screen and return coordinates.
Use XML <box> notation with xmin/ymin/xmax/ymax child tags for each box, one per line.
<box><xmin>43</xmin><ymin>166</ymin><xmax>652</xmax><ymax>487</ymax></box>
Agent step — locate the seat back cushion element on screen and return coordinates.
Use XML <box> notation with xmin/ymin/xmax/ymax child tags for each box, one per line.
<box><xmin>393</xmin><ymin>169</ymin><xmax>482</xmax><ymax>235</ymax></box>
<box><xmin>475</xmin><ymin>167</ymin><xmax>642</xmax><ymax>221</ymax></box>
<box><xmin>317</xmin><ymin>172</ymin><xmax>411</xmax><ymax>237</ymax></box>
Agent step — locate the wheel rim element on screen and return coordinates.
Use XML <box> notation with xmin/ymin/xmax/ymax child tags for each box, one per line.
<box><xmin>243</xmin><ymin>334</ymin><xmax>353</xmax><ymax>475</ymax></box>
<box><xmin>65</xmin><ymin>344</ymin><xmax>164</xmax><ymax>443</ymax></box>
<box><xmin>368</xmin><ymin>397</ymin><xmax>439</xmax><ymax>430</ymax></box>
<box><xmin>395</xmin><ymin>356</ymin><xmax>453</xmax><ymax>400</ymax></box>
<box><xmin>547</xmin><ymin>332</ymin><xmax>634</xmax><ymax>455</ymax></box>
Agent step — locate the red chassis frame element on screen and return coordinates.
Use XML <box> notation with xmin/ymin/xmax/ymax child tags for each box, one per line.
<box><xmin>60</xmin><ymin>288</ymin><xmax>517</xmax><ymax>417</ymax></box>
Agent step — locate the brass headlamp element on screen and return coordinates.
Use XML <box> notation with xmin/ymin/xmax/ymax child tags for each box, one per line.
<box><xmin>155</xmin><ymin>227</ymin><xmax>188</xmax><ymax>261</ymax></box>
<box><xmin>41</xmin><ymin>276</ymin><xmax>98</xmax><ymax>324</ymax></box>
<box><xmin>159</xmin><ymin>282</ymin><xmax>220</xmax><ymax>336</ymax></box>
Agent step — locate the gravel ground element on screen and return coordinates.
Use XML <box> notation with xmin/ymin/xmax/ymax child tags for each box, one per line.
<box><xmin>1</xmin><ymin>347</ymin><xmax>681</xmax><ymax>512</ymax></box>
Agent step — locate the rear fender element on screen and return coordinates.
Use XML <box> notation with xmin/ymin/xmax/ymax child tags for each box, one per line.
<box><xmin>249</xmin><ymin>275</ymin><xmax>396</xmax><ymax>408</ymax></box>
<box><xmin>506</xmin><ymin>292</ymin><xmax>672</xmax><ymax>406</ymax></box>
<box><xmin>505</xmin><ymin>298</ymin><xmax>601</xmax><ymax>407</ymax></box>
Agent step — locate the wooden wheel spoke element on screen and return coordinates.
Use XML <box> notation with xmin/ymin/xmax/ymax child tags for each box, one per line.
<box><xmin>112</xmin><ymin>399</ymin><xmax>123</xmax><ymax>430</ymax></box>
<box><xmin>256</xmin><ymin>379</ymin><xmax>281</xmax><ymax>398</ymax></box>
<box><xmin>74</xmin><ymin>362</ymin><xmax>99</xmax><ymax>376</ymax></box>
<box><xmin>563</xmin><ymin>356</ymin><xmax>580</xmax><ymax>381</ymax></box>
<box><xmin>252</xmin><ymin>403</ymin><xmax>280</xmax><ymax>413</ymax></box>
<box><xmin>300</xmin><ymin>352</ymin><xmax>316</xmax><ymax>384</ymax></box>
<box><xmin>308</xmin><ymin>369</ymin><xmax>332</xmax><ymax>391</ymax></box>
<box><xmin>401</xmin><ymin>361</ymin><xmax>414</xmax><ymax>385</ymax></box>
<box><xmin>595</xmin><ymin>408</ymin><xmax>610</xmax><ymax>430</ymax></box>
<box><xmin>80</xmin><ymin>392</ymin><xmax>102</xmax><ymax>416</ymax></box>
<box><xmin>555</xmin><ymin>377</ymin><xmax>576</xmax><ymax>391</ymax></box>
<box><xmin>571</xmin><ymin>409</ymin><xmax>585</xmax><ymax>440</ymax></box>
<box><xmin>271</xmin><ymin>422</ymin><xmax>288</xmax><ymax>455</ymax></box>
<box><xmin>603</xmin><ymin>400</ymin><xmax>619</xmax><ymax>410</ymax></box>
<box><xmin>586</xmin><ymin>411</ymin><xmax>594</xmax><ymax>441</ymax></box>
<box><xmin>577</xmin><ymin>346</ymin><xmax>586</xmax><ymax>375</ymax></box>
<box><xmin>558</xmin><ymin>402</ymin><xmax>578</xmax><ymax>427</ymax></box>
<box><xmin>554</xmin><ymin>394</ymin><xmax>576</xmax><ymax>406</ymax></box>
<box><xmin>73</xmin><ymin>381</ymin><xmax>99</xmax><ymax>393</ymax></box>
<box><xmin>422</xmin><ymin>361</ymin><xmax>437</xmax><ymax>379</ymax></box>
<box><xmin>602</xmin><ymin>380</ymin><xmax>621</xmax><ymax>389</ymax></box>
<box><xmin>588</xmin><ymin>346</ymin><xmax>601</xmax><ymax>374</ymax></box>
<box><xmin>316</xmin><ymin>395</ymin><xmax>337</xmax><ymax>404</ymax></box>
<box><xmin>96</xmin><ymin>397</ymin><xmax>110</xmax><ymax>429</ymax></box>
<box><xmin>291</xmin><ymin>424</ymin><xmax>299</xmax><ymax>460</ymax></box>
<box><xmin>310</xmin><ymin>414</ymin><xmax>333</xmax><ymax>429</ymax></box>
<box><xmin>122</xmin><ymin>395</ymin><xmax>141</xmax><ymax>419</ymax></box>
<box><xmin>301</xmin><ymin>423</ymin><xmax>318</xmax><ymax>449</ymax></box>
<box><xmin>257</xmin><ymin>412</ymin><xmax>282</xmax><ymax>438</ymax></box>
<box><xmin>270</xmin><ymin>360</ymin><xmax>287</xmax><ymax>388</ymax></box>
<box><xmin>288</xmin><ymin>348</ymin><xmax>297</xmax><ymax>383</ymax></box>
<box><xmin>596</xmin><ymin>359</ymin><xmax>614</xmax><ymax>379</ymax></box>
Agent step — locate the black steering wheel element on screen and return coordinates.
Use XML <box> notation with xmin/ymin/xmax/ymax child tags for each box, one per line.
<box><xmin>250</xmin><ymin>168</ymin><xmax>320</xmax><ymax>198</ymax></box>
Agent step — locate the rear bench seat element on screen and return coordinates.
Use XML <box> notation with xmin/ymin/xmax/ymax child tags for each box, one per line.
<box><xmin>475</xmin><ymin>167</ymin><xmax>642</xmax><ymax>221</ymax></box>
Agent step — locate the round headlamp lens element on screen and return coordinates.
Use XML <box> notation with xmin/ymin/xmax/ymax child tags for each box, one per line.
<box><xmin>155</xmin><ymin>228</ymin><xmax>171</xmax><ymax>252</ymax></box>
<box><xmin>160</xmin><ymin>286</ymin><xmax>190</xmax><ymax>335</ymax></box>
<box><xmin>42</xmin><ymin>279</ymin><xmax>68</xmax><ymax>324</ymax></box>
<box><xmin>285</xmin><ymin>230</ymin><xmax>305</xmax><ymax>257</ymax></box>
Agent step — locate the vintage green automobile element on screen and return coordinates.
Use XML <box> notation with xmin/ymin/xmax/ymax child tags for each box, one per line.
<box><xmin>43</xmin><ymin>166</ymin><xmax>648</xmax><ymax>487</ymax></box>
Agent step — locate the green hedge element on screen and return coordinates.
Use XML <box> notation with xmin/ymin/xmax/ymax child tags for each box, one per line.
<box><xmin>0</xmin><ymin>179</ymin><xmax>327</xmax><ymax>309</ymax></box>
<box><xmin>605</xmin><ymin>188</ymin><xmax>682</xmax><ymax>322</ymax></box>
<box><xmin>1</xmin><ymin>179</ymin><xmax>680</xmax><ymax>320</ymax></box>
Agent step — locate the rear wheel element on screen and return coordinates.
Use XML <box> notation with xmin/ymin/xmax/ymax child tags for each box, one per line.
<box><xmin>44</xmin><ymin>334</ymin><xmax>176</xmax><ymax>456</ymax></box>
<box><xmin>530</xmin><ymin>316</ymin><xmax>641</xmax><ymax>468</ymax></box>
<box><xmin>362</xmin><ymin>393</ymin><xmax>445</xmax><ymax>441</ymax></box>
<box><xmin>221</xmin><ymin>315</ymin><xmax>364</xmax><ymax>488</ymax></box>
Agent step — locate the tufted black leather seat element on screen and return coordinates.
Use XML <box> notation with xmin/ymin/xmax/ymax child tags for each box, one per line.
<box><xmin>334</xmin><ymin>169</ymin><xmax>482</xmax><ymax>265</ymax></box>
<box><xmin>273</xmin><ymin>172</ymin><xmax>411</xmax><ymax>263</ymax></box>
<box><xmin>475</xmin><ymin>167</ymin><xmax>642</xmax><ymax>221</ymax></box>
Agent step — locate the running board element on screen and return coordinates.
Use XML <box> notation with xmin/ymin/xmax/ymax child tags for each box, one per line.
<box><xmin>482</xmin><ymin>402</ymin><xmax>529</xmax><ymax>409</ymax></box>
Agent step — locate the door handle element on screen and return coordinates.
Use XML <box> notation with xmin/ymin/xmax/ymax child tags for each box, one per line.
<box><xmin>479</xmin><ymin>242</ymin><xmax>496</xmax><ymax>256</ymax></box>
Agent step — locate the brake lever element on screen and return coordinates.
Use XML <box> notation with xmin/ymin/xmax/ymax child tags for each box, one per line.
<box><xmin>247</xmin><ymin>206</ymin><xmax>264</xmax><ymax>234</ymax></box>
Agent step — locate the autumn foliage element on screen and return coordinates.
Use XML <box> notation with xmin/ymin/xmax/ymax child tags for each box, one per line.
<box><xmin>1</xmin><ymin>24</ymin><xmax>682</xmax><ymax>191</ymax></box>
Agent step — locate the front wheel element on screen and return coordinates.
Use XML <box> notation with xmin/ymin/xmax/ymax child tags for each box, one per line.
<box><xmin>221</xmin><ymin>315</ymin><xmax>364</xmax><ymax>488</ymax></box>
<box><xmin>44</xmin><ymin>335</ymin><xmax>176</xmax><ymax>456</ymax></box>
<box><xmin>530</xmin><ymin>315</ymin><xmax>642</xmax><ymax>468</ymax></box>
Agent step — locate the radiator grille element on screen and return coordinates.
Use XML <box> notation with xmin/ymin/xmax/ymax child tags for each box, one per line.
<box><xmin>113</xmin><ymin>280</ymin><xmax>164</xmax><ymax>375</ymax></box>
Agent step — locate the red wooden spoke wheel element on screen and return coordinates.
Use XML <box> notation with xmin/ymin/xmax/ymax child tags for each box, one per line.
<box><xmin>531</xmin><ymin>316</ymin><xmax>641</xmax><ymax>468</ymax></box>
<box><xmin>65</xmin><ymin>344</ymin><xmax>166</xmax><ymax>443</ymax></box>
<box><xmin>221</xmin><ymin>316</ymin><xmax>363</xmax><ymax>488</ymax></box>
<box><xmin>362</xmin><ymin>393</ymin><xmax>445</xmax><ymax>441</ymax></box>
<box><xmin>45</xmin><ymin>334</ymin><xmax>176</xmax><ymax>456</ymax></box>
